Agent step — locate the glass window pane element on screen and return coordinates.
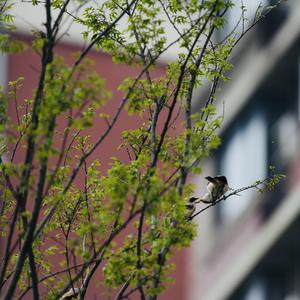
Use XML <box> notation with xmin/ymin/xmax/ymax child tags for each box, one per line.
<box><xmin>244</xmin><ymin>278</ymin><xmax>266</xmax><ymax>300</ymax></box>
<box><xmin>219</xmin><ymin>112</ymin><xmax>267</xmax><ymax>222</ymax></box>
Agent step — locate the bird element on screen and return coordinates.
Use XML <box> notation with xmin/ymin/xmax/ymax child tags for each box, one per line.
<box><xmin>185</xmin><ymin>176</ymin><xmax>229</xmax><ymax>219</ymax></box>
<box><xmin>201</xmin><ymin>175</ymin><xmax>229</xmax><ymax>204</ymax></box>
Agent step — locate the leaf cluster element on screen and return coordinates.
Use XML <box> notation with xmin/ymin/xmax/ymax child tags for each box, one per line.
<box><xmin>0</xmin><ymin>0</ymin><xmax>285</xmax><ymax>299</ymax></box>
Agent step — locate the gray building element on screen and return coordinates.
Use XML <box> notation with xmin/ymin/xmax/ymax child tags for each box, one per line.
<box><xmin>187</xmin><ymin>1</ymin><xmax>300</xmax><ymax>300</ymax></box>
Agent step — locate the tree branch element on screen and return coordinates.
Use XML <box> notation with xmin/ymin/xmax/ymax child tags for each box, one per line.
<box><xmin>189</xmin><ymin>178</ymin><xmax>271</xmax><ymax>220</ymax></box>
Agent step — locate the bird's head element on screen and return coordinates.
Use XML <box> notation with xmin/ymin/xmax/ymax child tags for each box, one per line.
<box><xmin>215</xmin><ymin>176</ymin><xmax>228</xmax><ymax>185</ymax></box>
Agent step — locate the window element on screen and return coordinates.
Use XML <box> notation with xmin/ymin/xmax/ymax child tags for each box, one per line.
<box><xmin>271</xmin><ymin>113</ymin><xmax>298</xmax><ymax>167</ymax></box>
<box><xmin>218</xmin><ymin>110</ymin><xmax>267</xmax><ymax>223</ymax></box>
<box><xmin>244</xmin><ymin>278</ymin><xmax>267</xmax><ymax>300</ymax></box>
<box><xmin>214</xmin><ymin>41</ymin><xmax>300</xmax><ymax>224</ymax></box>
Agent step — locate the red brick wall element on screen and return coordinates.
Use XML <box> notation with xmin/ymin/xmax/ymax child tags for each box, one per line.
<box><xmin>6</xmin><ymin>35</ymin><xmax>187</xmax><ymax>300</ymax></box>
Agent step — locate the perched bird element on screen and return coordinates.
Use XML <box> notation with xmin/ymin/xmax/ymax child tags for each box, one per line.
<box><xmin>185</xmin><ymin>176</ymin><xmax>229</xmax><ymax>219</ymax></box>
<box><xmin>201</xmin><ymin>176</ymin><xmax>229</xmax><ymax>204</ymax></box>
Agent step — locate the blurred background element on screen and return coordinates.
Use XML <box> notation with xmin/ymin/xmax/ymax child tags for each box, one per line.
<box><xmin>2</xmin><ymin>0</ymin><xmax>300</xmax><ymax>299</ymax></box>
<box><xmin>188</xmin><ymin>1</ymin><xmax>300</xmax><ymax>300</ymax></box>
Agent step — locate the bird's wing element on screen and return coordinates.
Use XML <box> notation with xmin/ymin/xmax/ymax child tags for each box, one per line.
<box><xmin>223</xmin><ymin>184</ymin><xmax>229</xmax><ymax>193</ymax></box>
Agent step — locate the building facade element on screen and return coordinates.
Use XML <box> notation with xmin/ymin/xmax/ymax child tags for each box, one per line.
<box><xmin>187</xmin><ymin>1</ymin><xmax>300</xmax><ymax>300</ymax></box>
<box><xmin>2</xmin><ymin>1</ymin><xmax>299</xmax><ymax>299</ymax></box>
